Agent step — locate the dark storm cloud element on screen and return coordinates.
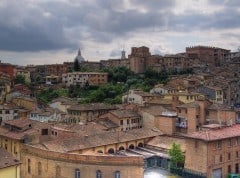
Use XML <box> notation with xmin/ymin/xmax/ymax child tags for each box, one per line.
<box><xmin>0</xmin><ymin>0</ymin><xmax>239</xmax><ymax>53</ymax></box>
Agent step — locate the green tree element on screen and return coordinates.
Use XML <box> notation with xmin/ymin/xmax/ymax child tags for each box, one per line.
<box><xmin>14</xmin><ymin>74</ymin><xmax>25</xmax><ymax>84</ymax></box>
<box><xmin>168</xmin><ymin>143</ymin><xmax>185</xmax><ymax>168</ymax></box>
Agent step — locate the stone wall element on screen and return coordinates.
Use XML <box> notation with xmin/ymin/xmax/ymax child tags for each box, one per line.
<box><xmin>21</xmin><ymin>144</ymin><xmax>144</xmax><ymax>178</ymax></box>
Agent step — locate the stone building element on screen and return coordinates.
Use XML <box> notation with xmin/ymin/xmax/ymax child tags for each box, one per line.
<box><xmin>26</xmin><ymin>64</ymin><xmax>68</xmax><ymax>84</ymax></box>
<box><xmin>99</xmin><ymin>109</ymin><xmax>142</xmax><ymax>131</ymax></box>
<box><xmin>0</xmin><ymin>104</ymin><xmax>20</xmax><ymax>123</ymax></box>
<box><xmin>128</xmin><ymin>46</ymin><xmax>151</xmax><ymax>74</ymax></box>
<box><xmin>16</xmin><ymin>66</ymin><xmax>31</xmax><ymax>83</ymax></box>
<box><xmin>0</xmin><ymin>62</ymin><xmax>16</xmax><ymax>81</ymax></box>
<box><xmin>185</xmin><ymin>124</ymin><xmax>240</xmax><ymax>178</ymax></box>
<box><xmin>62</xmin><ymin>72</ymin><xmax>108</xmax><ymax>87</ymax></box>
<box><xmin>186</xmin><ymin>46</ymin><xmax>230</xmax><ymax>67</ymax></box>
<box><xmin>0</xmin><ymin>118</ymin><xmax>161</xmax><ymax>178</ymax></box>
<box><xmin>0</xmin><ymin>147</ymin><xmax>21</xmax><ymax>178</ymax></box>
<box><xmin>66</xmin><ymin>103</ymin><xmax>116</xmax><ymax>123</ymax></box>
<box><xmin>122</xmin><ymin>89</ymin><xmax>155</xmax><ymax>105</ymax></box>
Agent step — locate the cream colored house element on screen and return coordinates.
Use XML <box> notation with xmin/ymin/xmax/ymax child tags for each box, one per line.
<box><xmin>0</xmin><ymin>148</ymin><xmax>21</xmax><ymax>178</ymax></box>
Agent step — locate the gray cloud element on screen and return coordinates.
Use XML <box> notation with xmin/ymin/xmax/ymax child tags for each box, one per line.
<box><xmin>0</xmin><ymin>0</ymin><xmax>239</xmax><ymax>54</ymax></box>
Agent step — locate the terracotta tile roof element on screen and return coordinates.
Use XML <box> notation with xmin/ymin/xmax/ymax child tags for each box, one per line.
<box><xmin>0</xmin><ymin>127</ymin><xmax>38</xmax><ymax>140</ymax></box>
<box><xmin>68</xmin><ymin>103</ymin><xmax>116</xmax><ymax>111</ymax></box>
<box><xmin>0</xmin><ymin>118</ymin><xmax>51</xmax><ymax>140</ymax></box>
<box><xmin>97</xmin><ymin>118</ymin><xmax>119</xmax><ymax>129</ymax></box>
<box><xmin>42</xmin><ymin>128</ymin><xmax>163</xmax><ymax>152</ymax></box>
<box><xmin>133</xmin><ymin>91</ymin><xmax>154</xmax><ymax>97</ymax></box>
<box><xmin>50</xmin><ymin>97</ymin><xmax>78</xmax><ymax>105</ymax></box>
<box><xmin>0</xmin><ymin>148</ymin><xmax>21</xmax><ymax>169</ymax></box>
<box><xmin>177</xmin><ymin>101</ymin><xmax>200</xmax><ymax>108</ymax></box>
<box><xmin>185</xmin><ymin>124</ymin><xmax>240</xmax><ymax>141</ymax></box>
<box><xmin>207</xmin><ymin>104</ymin><xmax>233</xmax><ymax>111</ymax></box>
<box><xmin>146</xmin><ymin>98</ymin><xmax>172</xmax><ymax>105</ymax></box>
<box><xmin>52</xmin><ymin>122</ymin><xmax>108</xmax><ymax>135</ymax></box>
<box><xmin>4</xmin><ymin>118</ymin><xmax>33</xmax><ymax>129</ymax></box>
<box><xmin>141</xmin><ymin>106</ymin><xmax>172</xmax><ymax>116</ymax></box>
<box><xmin>110</xmin><ymin>110</ymin><xmax>140</xmax><ymax>118</ymax></box>
<box><xmin>146</xmin><ymin>135</ymin><xmax>186</xmax><ymax>152</ymax></box>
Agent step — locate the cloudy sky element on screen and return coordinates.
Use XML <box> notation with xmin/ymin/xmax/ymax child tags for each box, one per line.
<box><xmin>0</xmin><ymin>0</ymin><xmax>240</xmax><ymax>65</ymax></box>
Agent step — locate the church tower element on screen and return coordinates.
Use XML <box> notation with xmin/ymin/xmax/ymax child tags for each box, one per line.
<box><xmin>74</xmin><ymin>48</ymin><xmax>85</xmax><ymax>63</ymax></box>
<box><xmin>121</xmin><ymin>50</ymin><xmax>126</xmax><ymax>59</ymax></box>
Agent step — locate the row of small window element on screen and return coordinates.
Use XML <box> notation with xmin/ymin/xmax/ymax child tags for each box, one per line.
<box><xmin>0</xmin><ymin>110</ymin><xmax>17</xmax><ymax>114</ymax></box>
<box><xmin>121</xmin><ymin>126</ymin><xmax>142</xmax><ymax>131</ymax></box>
<box><xmin>120</xmin><ymin>118</ymin><xmax>141</xmax><ymax>125</ymax></box>
<box><xmin>28</xmin><ymin>160</ymin><xmax>120</xmax><ymax>178</ymax></box>
<box><xmin>227</xmin><ymin>163</ymin><xmax>240</xmax><ymax>174</ymax></box>
<box><xmin>216</xmin><ymin>152</ymin><xmax>240</xmax><ymax>163</ymax></box>
<box><xmin>74</xmin><ymin>169</ymin><xmax>121</xmax><ymax>178</ymax></box>
<box><xmin>216</xmin><ymin>138</ymin><xmax>240</xmax><ymax>149</ymax></box>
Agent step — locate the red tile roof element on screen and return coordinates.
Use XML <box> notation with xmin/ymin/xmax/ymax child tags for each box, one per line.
<box><xmin>0</xmin><ymin>148</ymin><xmax>21</xmax><ymax>169</ymax></box>
<box><xmin>42</xmin><ymin>128</ymin><xmax>163</xmax><ymax>152</ymax></box>
<box><xmin>185</xmin><ymin>124</ymin><xmax>240</xmax><ymax>141</ymax></box>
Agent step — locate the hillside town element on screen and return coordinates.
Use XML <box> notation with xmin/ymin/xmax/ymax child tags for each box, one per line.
<box><xmin>0</xmin><ymin>45</ymin><xmax>240</xmax><ymax>178</ymax></box>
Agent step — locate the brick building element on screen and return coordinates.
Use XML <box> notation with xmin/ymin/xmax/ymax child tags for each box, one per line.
<box><xmin>185</xmin><ymin>124</ymin><xmax>240</xmax><ymax>178</ymax></box>
<box><xmin>186</xmin><ymin>46</ymin><xmax>230</xmax><ymax>67</ymax></box>
<box><xmin>0</xmin><ymin>62</ymin><xmax>16</xmax><ymax>81</ymax></box>
<box><xmin>66</xmin><ymin>103</ymin><xmax>116</xmax><ymax>123</ymax></box>
<box><xmin>99</xmin><ymin>109</ymin><xmax>142</xmax><ymax>131</ymax></box>
<box><xmin>62</xmin><ymin>72</ymin><xmax>108</xmax><ymax>87</ymax></box>
<box><xmin>26</xmin><ymin>64</ymin><xmax>68</xmax><ymax>84</ymax></box>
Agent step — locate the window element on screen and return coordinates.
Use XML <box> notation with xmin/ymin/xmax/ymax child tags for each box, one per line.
<box><xmin>127</xmin><ymin>119</ymin><xmax>129</xmax><ymax>124</ymax></box>
<box><xmin>228</xmin><ymin>165</ymin><xmax>231</xmax><ymax>173</ymax></box>
<box><xmin>41</xmin><ymin>129</ymin><xmax>48</xmax><ymax>135</ymax></box>
<box><xmin>217</xmin><ymin>141</ymin><xmax>222</xmax><ymax>149</ymax></box>
<box><xmin>228</xmin><ymin>139</ymin><xmax>232</xmax><ymax>147</ymax></box>
<box><xmin>38</xmin><ymin>162</ymin><xmax>42</xmax><ymax>176</ymax></box>
<box><xmin>96</xmin><ymin>170</ymin><xmax>102</xmax><ymax>178</ymax></box>
<box><xmin>237</xmin><ymin>151</ymin><xmax>239</xmax><ymax>159</ymax></box>
<box><xmin>236</xmin><ymin>163</ymin><xmax>239</xmax><ymax>174</ymax></box>
<box><xmin>228</xmin><ymin>153</ymin><xmax>231</xmax><ymax>161</ymax></box>
<box><xmin>28</xmin><ymin>159</ymin><xmax>31</xmax><ymax>173</ymax></box>
<box><xmin>75</xmin><ymin>169</ymin><xmax>80</xmax><ymax>178</ymax></box>
<box><xmin>236</xmin><ymin>137</ymin><xmax>240</xmax><ymax>145</ymax></box>
<box><xmin>115</xmin><ymin>171</ymin><xmax>120</xmax><ymax>178</ymax></box>
<box><xmin>120</xmin><ymin>120</ymin><xmax>123</xmax><ymax>125</ymax></box>
<box><xmin>219</xmin><ymin>155</ymin><xmax>222</xmax><ymax>163</ymax></box>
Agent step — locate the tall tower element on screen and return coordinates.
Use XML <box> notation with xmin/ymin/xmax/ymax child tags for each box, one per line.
<box><xmin>121</xmin><ymin>50</ymin><xmax>126</xmax><ymax>59</ymax></box>
<box><xmin>74</xmin><ymin>48</ymin><xmax>85</xmax><ymax>63</ymax></box>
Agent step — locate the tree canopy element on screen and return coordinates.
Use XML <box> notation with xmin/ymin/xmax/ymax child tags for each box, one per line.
<box><xmin>168</xmin><ymin>142</ymin><xmax>185</xmax><ymax>167</ymax></box>
<box><xmin>14</xmin><ymin>74</ymin><xmax>26</xmax><ymax>85</ymax></box>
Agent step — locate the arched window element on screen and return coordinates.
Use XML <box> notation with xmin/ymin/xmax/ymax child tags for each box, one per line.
<box><xmin>119</xmin><ymin>146</ymin><xmax>125</xmax><ymax>151</ymax></box>
<box><xmin>96</xmin><ymin>170</ymin><xmax>102</xmax><ymax>178</ymax></box>
<box><xmin>108</xmin><ymin>148</ymin><xmax>115</xmax><ymax>154</ymax></box>
<box><xmin>75</xmin><ymin>169</ymin><xmax>80</xmax><ymax>178</ymax></box>
<box><xmin>38</xmin><ymin>162</ymin><xmax>42</xmax><ymax>176</ymax></box>
<box><xmin>115</xmin><ymin>171</ymin><xmax>120</xmax><ymax>178</ymax></box>
<box><xmin>56</xmin><ymin>166</ymin><xmax>61</xmax><ymax>177</ymax></box>
<box><xmin>138</xmin><ymin>143</ymin><xmax>144</xmax><ymax>147</ymax></box>
<box><xmin>129</xmin><ymin>144</ymin><xmax>135</xmax><ymax>149</ymax></box>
